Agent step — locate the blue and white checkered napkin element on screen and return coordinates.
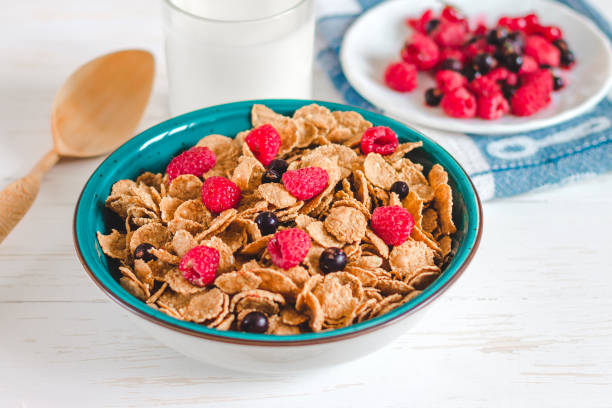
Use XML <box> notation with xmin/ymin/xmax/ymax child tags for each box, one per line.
<box><xmin>315</xmin><ymin>0</ymin><xmax>612</xmax><ymax>200</ymax></box>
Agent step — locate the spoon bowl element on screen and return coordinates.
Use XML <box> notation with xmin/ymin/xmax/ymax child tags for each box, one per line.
<box><xmin>52</xmin><ymin>50</ymin><xmax>154</xmax><ymax>157</ymax></box>
<box><xmin>0</xmin><ymin>49</ymin><xmax>154</xmax><ymax>243</ymax></box>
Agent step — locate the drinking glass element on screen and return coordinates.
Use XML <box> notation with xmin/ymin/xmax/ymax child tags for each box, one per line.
<box><xmin>163</xmin><ymin>0</ymin><xmax>315</xmax><ymax>116</ymax></box>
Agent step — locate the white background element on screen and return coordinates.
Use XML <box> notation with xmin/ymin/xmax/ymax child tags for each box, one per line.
<box><xmin>1</xmin><ymin>0</ymin><xmax>611</xmax><ymax>407</ymax></box>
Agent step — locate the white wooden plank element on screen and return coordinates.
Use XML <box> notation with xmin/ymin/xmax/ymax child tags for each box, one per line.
<box><xmin>0</xmin><ymin>0</ymin><xmax>611</xmax><ymax>406</ymax></box>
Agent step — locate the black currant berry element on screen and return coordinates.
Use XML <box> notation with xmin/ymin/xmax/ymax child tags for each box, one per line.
<box><xmin>501</xmin><ymin>82</ymin><xmax>517</xmax><ymax>101</ymax></box>
<box><xmin>134</xmin><ymin>243</ymin><xmax>157</xmax><ymax>262</ymax></box>
<box><xmin>503</xmin><ymin>53</ymin><xmax>523</xmax><ymax>73</ymax></box>
<box><xmin>424</xmin><ymin>88</ymin><xmax>443</xmax><ymax>107</ymax></box>
<box><xmin>390</xmin><ymin>181</ymin><xmax>409</xmax><ymax>199</ymax></box>
<box><xmin>560</xmin><ymin>50</ymin><xmax>575</xmax><ymax>68</ymax></box>
<box><xmin>552</xmin><ymin>38</ymin><xmax>569</xmax><ymax>53</ymax></box>
<box><xmin>473</xmin><ymin>53</ymin><xmax>496</xmax><ymax>74</ymax></box>
<box><xmin>319</xmin><ymin>247</ymin><xmax>348</xmax><ymax>274</ymax></box>
<box><xmin>487</xmin><ymin>27</ymin><xmax>508</xmax><ymax>45</ymax></box>
<box><xmin>241</xmin><ymin>311</ymin><xmax>269</xmax><ymax>333</ymax></box>
<box><xmin>268</xmin><ymin>159</ymin><xmax>288</xmax><ymax>175</ymax></box>
<box><xmin>255</xmin><ymin>212</ymin><xmax>279</xmax><ymax>236</ymax></box>
<box><xmin>439</xmin><ymin>58</ymin><xmax>462</xmax><ymax>72</ymax></box>
<box><xmin>425</xmin><ymin>18</ymin><xmax>440</xmax><ymax>34</ymax></box>
<box><xmin>462</xmin><ymin>65</ymin><xmax>482</xmax><ymax>82</ymax></box>
<box><xmin>261</xmin><ymin>169</ymin><xmax>281</xmax><ymax>184</ymax></box>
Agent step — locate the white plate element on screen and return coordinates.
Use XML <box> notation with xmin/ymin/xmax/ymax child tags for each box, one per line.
<box><xmin>340</xmin><ymin>0</ymin><xmax>612</xmax><ymax>134</ymax></box>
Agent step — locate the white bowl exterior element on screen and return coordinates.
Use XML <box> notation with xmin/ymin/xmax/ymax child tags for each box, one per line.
<box><xmin>341</xmin><ymin>0</ymin><xmax>612</xmax><ymax>135</ymax></box>
<box><xmin>128</xmin><ymin>308</ymin><xmax>425</xmax><ymax>373</ymax></box>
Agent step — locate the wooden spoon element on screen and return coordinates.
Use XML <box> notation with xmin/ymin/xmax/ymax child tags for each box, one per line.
<box><xmin>0</xmin><ymin>49</ymin><xmax>154</xmax><ymax>244</ymax></box>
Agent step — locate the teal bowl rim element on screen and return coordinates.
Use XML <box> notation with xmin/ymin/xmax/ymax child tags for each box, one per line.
<box><xmin>73</xmin><ymin>99</ymin><xmax>482</xmax><ymax>346</ymax></box>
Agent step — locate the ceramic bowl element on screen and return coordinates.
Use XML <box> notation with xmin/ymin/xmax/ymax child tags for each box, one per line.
<box><xmin>73</xmin><ymin>99</ymin><xmax>482</xmax><ymax>373</ymax></box>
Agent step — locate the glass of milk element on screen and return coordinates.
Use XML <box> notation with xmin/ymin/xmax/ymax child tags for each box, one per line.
<box><xmin>163</xmin><ymin>0</ymin><xmax>315</xmax><ymax>116</ymax></box>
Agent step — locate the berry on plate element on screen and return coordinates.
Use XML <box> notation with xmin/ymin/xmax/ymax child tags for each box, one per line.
<box><xmin>406</xmin><ymin>8</ymin><xmax>435</xmax><ymax>34</ymax></box>
<box><xmin>477</xmin><ymin>92</ymin><xmax>510</xmax><ymax>120</ymax></box>
<box><xmin>521</xmin><ymin>69</ymin><xmax>554</xmax><ymax>94</ymax></box>
<box><xmin>384</xmin><ymin>61</ymin><xmax>418</xmax><ymax>92</ymax></box>
<box><xmin>486</xmin><ymin>66</ymin><xmax>510</xmax><ymax>82</ymax></box>
<box><xmin>524</xmin><ymin>35</ymin><xmax>561</xmax><ymax>67</ymax></box>
<box><xmin>401</xmin><ymin>32</ymin><xmax>440</xmax><ymax>70</ymax></box>
<box><xmin>435</xmin><ymin>69</ymin><xmax>467</xmax><ymax>93</ymax></box>
<box><xmin>511</xmin><ymin>82</ymin><xmax>551</xmax><ymax>116</ymax></box>
<box><xmin>438</xmin><ymin>58</ymin><xmax>463</xmax><ymax>71</ymax></box>
<box><xmin>439</xmin><ymin>48</ymin><xmax>465</xmax><ymax>63</ymax></box>
<box><xmin>433</xmin><ymin>21</ymin><xmax>467</xmax><ymax>48</ymax></box>
<box><xmin>441</xmin><ymin>87</ymin><xmax>477</xmax><ymax>118</ymax></box>
<box><xmin>468</xmin><ymin>76</ymin><xmax>500</xmax><ymax>97</ymax></box>
<box><xmin>424</xmin><ymin>88</ymin><xmax>443</xmax><ymax>106</ymax></box>
<box><xmin>519</xmin><ymin>55</ymin><xmax>539</xmax><ymax>74</ymax></box>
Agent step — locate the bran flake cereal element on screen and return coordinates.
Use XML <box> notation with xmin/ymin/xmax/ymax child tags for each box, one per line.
<box><xmin>97</xmin><ymin>104</ymin><xmax>457</xmax><ymax>334</ymax></box>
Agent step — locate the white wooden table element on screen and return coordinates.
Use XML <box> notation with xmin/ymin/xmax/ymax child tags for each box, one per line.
<box><xmin>1</xmin><ymin>1</ymin><xmax>611</xmax><ymax>406</ymax></box>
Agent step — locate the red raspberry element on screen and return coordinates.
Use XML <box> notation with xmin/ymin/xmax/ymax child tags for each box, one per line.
<box><xmin>519</xmin><ymin>55</ymin><xmax>539</xmax><ymax>74</ymax></box>
<box><xmin>524</xmin><ymin>35</ymin><xmax>561</xmax><ymax>67</ymax></box>
<box><xmin>468</xmin><ymin>76</ymin><xmax>500</xmax><ymax>97</ymax></box>
<box><xmin>525</xmin><ymin>24</ymin><xmax>544</xmax><ymax>36</ymax></box>
<box><xmin>506</xmin><ymin>72</ymin><xmax>518</xmax><ymax>86</ymax></box>
<box><xmin>245</xmin><ymin>124</ymin><xmax>281</xmax><ymax>166</ymax></box>
<box><xmin>510</xmin><ymin>17</ymin><xmax>528</xmax><ymax>31</ymax></box>
<box><xmin>435</xmin><ymin>70</ymin><xmax>467</xmax><ymax>93</ymax></box>
<box><xmin>439</xmin><ymin>48</ymin><xmax>465</xmax><ymax>63</ymax></box>
<box><xmin>474</xmin><ymin>23</ymin><xmax>488</xmax><ymax>36</ymax></box>
<box><xmin>462</xmin><ymin>37</ymin><xmax>488</xmax><ymax>59</ymax></box>
<box><xmin>477</xmin><ymin>92</ymin><xmax>510</xmax><ymax>119</ymax></box>
<box><xmin>384</xmin><ymin>61</ymin><xmax>418</xmax><ymax>92</ymax></box>
<box><xmin>498</xmin><ymin>16</ymin><xmax>512</xmax><ymax>28</ymax></box>
<box><xmin>441</xmin><ymin>87</ymin><xmax>477</xmax><ymax>118</ymax></box>
<box><xmin>543</xmin><ymin>26</ymin><xmax>563</xmax><ymax>42</ymax></box>
<box><xmin>267</xmin><ymin>228</ymin><xmax>311</xmax><ymax>270</ymax></box>
<box><xmin>201</xmin><ymin>176</ymin><xmax>241</xmax><ymax>213</ymax></box>
<box><xmin>406</xmin><ymin>9</ymin><xmax>434</xmax><ymax>34</ymax></box>
<box><xmin>434</xmin><ymin>21</ymin><xmax>467</xmax><ymax>48</ymax></box>
<box><xmin>511</xmin><ymin>83</ymin><xmax>551</xmax><ymax>116</ymax></box>
<box><xmin>360</xmin><ymin>126</ymin><xmax>399</xmax><ymax>156</ymax></box>
<box><xmin>521</xmin><ymin>69</ymin><xmax>554</xmax><ymax>94</ymax></box>
<box><xmin>282</xmin><ymin>167</ymin><xmax>329</xmax><ymax>200</ymax></box>
<box><xmin>401</xmin><ymin>32</ymin><xmax>440</xmax><ymax>70</ymax></box>
<box><xmin>179</xmin><ymin>245</ymin><xmax>219</xmax><ymax>287</ymax></box>
<box><xmin>441</xmin><ymin>5</ymin><xmax>465</xmax><ymax>24</ymax></box>
<box><xmin>166</xmin><ymin>146</ymin><xmax>216</xmax><ymax>182</ymax></box>
<box><xmin>371</xmin><ymin>205</ymin><xmax>415</xmax><ymax>246</ymax></box>
<box><xmin>487</xmin><ymin>67</ymin><xmax>509</xmax><ymax>82</ymax></box>
<box><xmin>525</xmin><ymin>13</ymin><xmax>539</xmax><ymax>28</ymax></box>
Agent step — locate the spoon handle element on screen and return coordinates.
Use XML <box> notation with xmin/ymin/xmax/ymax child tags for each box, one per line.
<box><xmin>0</xmin><ymin>150</ymin><xmax>59</xmax><ymax>244</ymax></box>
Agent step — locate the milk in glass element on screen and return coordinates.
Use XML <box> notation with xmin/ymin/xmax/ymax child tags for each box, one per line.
<box><xmin>164</xmin><ymin>0</ymin><xmax>314</xmax><ymax>115</ymax></box>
